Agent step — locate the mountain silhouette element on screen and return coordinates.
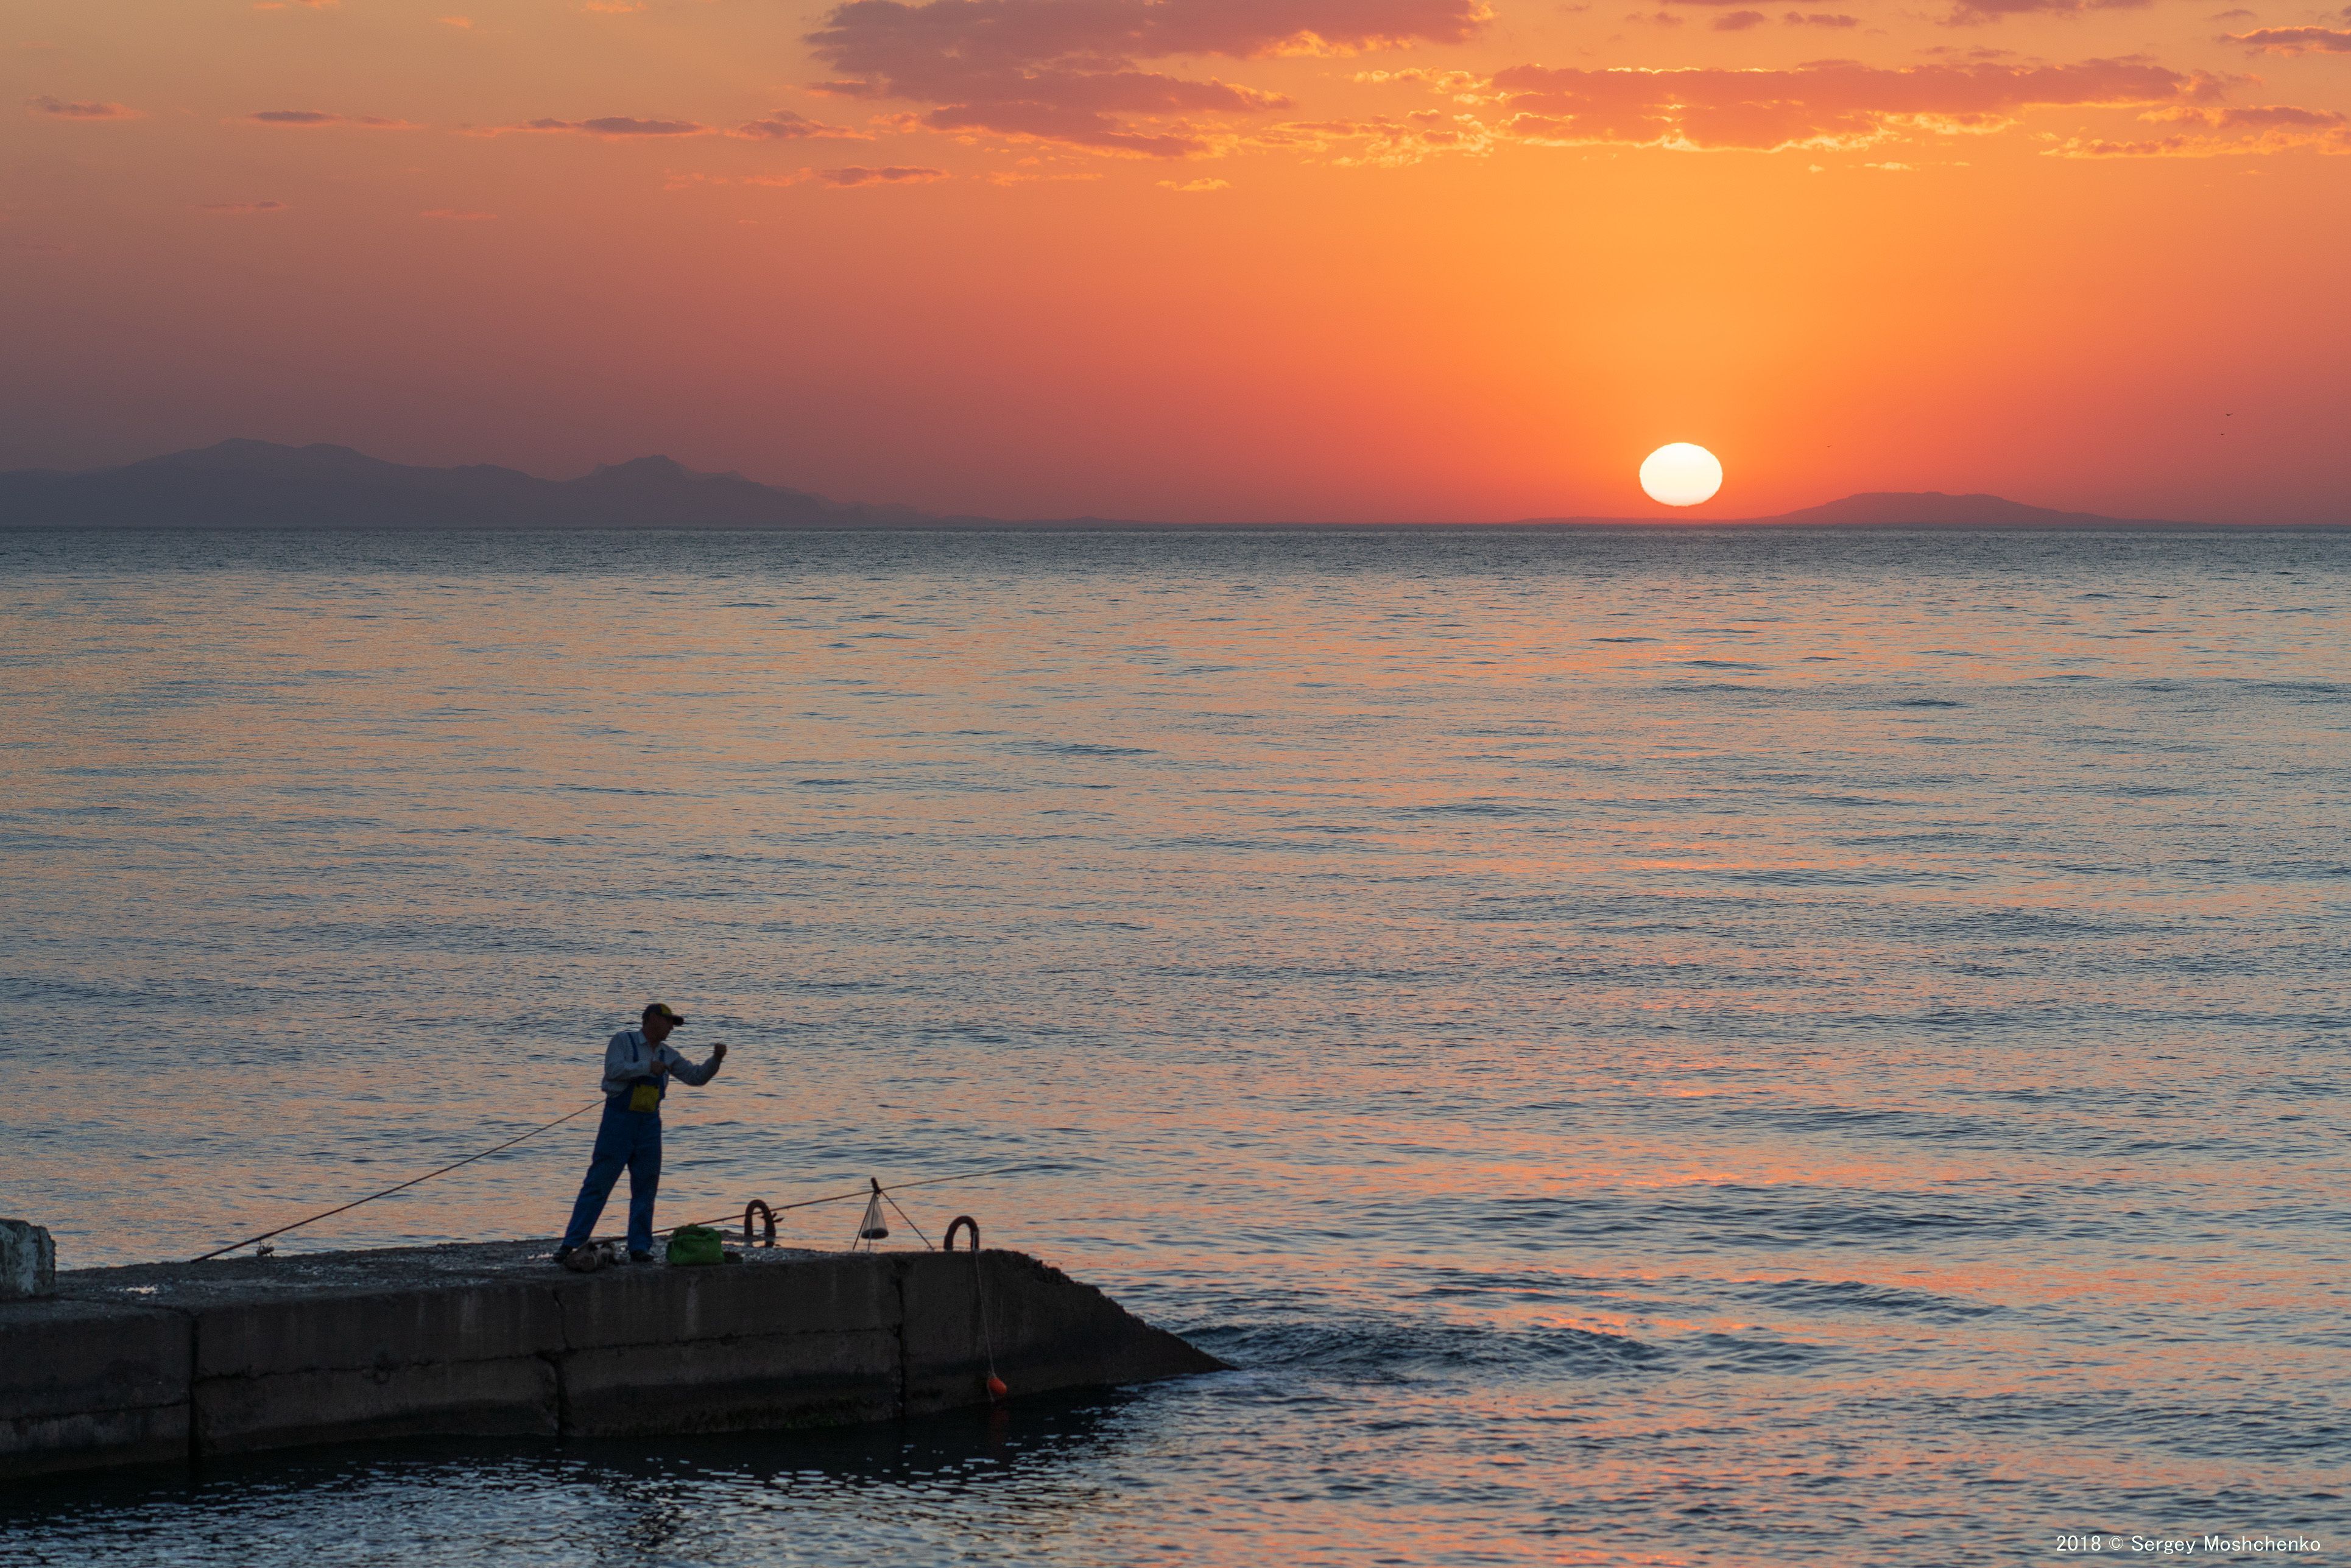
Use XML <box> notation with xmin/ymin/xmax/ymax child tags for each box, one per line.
<box><xmin>1511</xmin><ymin>490</ymin><xmax>2208</xmax><ymax>529</ymax></box>
<box><xmin>0</xmin><ymin>440</ymin><xmax>931</xmax><ymax>530</ymax></box>
<box><xmin>0</xmin><ymin>440</ymin><xmax>2221</xmax><ymax>530</ymax></box>
<box><xmin>1749</xmin><ymin>491</ymin><xmax>2187</xmax><ymax>529</ymax></box>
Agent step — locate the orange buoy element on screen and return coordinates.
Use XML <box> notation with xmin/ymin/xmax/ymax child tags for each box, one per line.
<box><xmin>986</xmin><ymin>1374</ymin><xmax>1008</xmax><ymax>1402</ymax></box>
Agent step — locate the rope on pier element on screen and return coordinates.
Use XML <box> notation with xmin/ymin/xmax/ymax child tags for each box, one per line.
<box><xmin>945</xmin><ymin>1215</ymin><xmax>1006</xmax><ymax>1401</ymax></box>
<box><xmin>881</xmin><ymin>1187</ymin><xmax>934</xmax><ymax>1250</ymax></box>
<box><xmin>654</xmin><ymin>1163</ymin><xmax>1046</xmax><ymax>1244</ymax></box>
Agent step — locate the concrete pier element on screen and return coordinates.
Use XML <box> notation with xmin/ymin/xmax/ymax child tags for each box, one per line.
<box><xmin>0</xmin><ymin>1242</ymin><xmax>1224</xmax><ymax>1479</ymax></box>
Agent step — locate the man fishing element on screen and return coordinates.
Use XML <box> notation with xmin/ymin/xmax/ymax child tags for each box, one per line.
<box><xmin>554</xmin><ymin>1003</ymin><xmax>727</xmax><ymax>1266</ymax></box>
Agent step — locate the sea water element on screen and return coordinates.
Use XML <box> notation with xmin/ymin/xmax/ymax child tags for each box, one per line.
<box><xmin>0</xmin><ymin>527</ymin><xmax>2345</xmax><ymax>1566</ymax></box>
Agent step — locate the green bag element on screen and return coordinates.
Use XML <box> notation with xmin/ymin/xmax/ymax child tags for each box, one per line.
<box><xmin>664</xmin><ymin>1225</ymin><xmax>725</xmax><ymax>1267</ymax></box>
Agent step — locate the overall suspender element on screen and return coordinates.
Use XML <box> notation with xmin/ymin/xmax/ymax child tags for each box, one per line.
<box><xmin>625</xmin><ymin>1032</ymin><xmax>664</xmax><ymax>1114</ymax></box>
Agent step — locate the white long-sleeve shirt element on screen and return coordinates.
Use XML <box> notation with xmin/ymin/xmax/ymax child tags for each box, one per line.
<box><xmin>600</xmin><ymin>1029</ymin><xmax>721</xmax><ymax>1102</ymax></box>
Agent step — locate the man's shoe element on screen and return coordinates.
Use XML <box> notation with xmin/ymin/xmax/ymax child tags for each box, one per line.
<box><xmin>551</xmin><ymin>1246</ymin><xmax>574</xmax><ymax>1265</ymax></box>
<box><xmin>629</xmin><ymin>1250</ymin><xmax>655</xmax><ymax>1265</ymax></box>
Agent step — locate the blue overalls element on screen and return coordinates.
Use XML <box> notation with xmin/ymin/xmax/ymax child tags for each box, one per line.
<box><xmin>560</xmin><ymin>1074</ymin><xmax>665</xmax><ymax>1254</ymax></box>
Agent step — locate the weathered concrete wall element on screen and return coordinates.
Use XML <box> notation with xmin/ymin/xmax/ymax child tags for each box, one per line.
<box><xmin>193</xmin><ymin>1267</ymin><xmax>563</xmax><ymax>1455</ymax></box>
<box><xmin>555</xmin><ymin>1252</ymin><xmax>906</xmax><ymax>1436</ymax></box>
<box><xmin>0</xmin><ymin>1220</ymin><xmax>55</xmax><ymax>1301</ymax></box>
<box><xmin>0</xmin><ymin>1298</ymin><xmax>189</xmax><ymax>1477</ymax></box>
<box><xmin>0</xmin><ymin>1241</ymin><xmax>1222</xmax><ymax>1478</ymax></box>
<box><xmin>901</xmin><ymin>1250</ymin><xmax>1191</xmax><ymax>1419</ymax></box>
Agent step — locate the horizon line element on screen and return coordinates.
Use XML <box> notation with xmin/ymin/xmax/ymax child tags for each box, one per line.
<box><xmin>1</xmin><ymin>438</ymin><xmax>2339</xmax><ymax>530</ymax></box>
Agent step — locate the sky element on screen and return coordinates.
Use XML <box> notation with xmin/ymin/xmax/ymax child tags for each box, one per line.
<box><xmin>4</xmin><ymin>0</ymin><xmax>2348</xmax><ymax>521</ymax></box>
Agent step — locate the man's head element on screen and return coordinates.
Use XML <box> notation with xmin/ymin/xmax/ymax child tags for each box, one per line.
<box><xmin>641</xmin><ymin>1002</ymin><xmax>685</xmax><ymax>1044</ymax></box>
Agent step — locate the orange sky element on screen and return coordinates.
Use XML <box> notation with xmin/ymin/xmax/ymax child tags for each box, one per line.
<box><xmin>5</xmin><ymin>0</ymin><xmax>2347</xmax><ymax>520</ymax></box>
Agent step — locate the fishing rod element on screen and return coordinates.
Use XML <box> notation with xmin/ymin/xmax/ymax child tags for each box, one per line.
<box><xmin>191</xmin><ymin>1101</ymin><xmax>604</xmax><ymax>1263</ymax></box>
<box><xmin>192</xmin><ymin>1097</ymin><xmax>1054</xmax><ymax>1263</ymax></box>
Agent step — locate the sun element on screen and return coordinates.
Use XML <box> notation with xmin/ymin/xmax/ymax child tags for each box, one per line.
<box><xmin>1640</xmin><ymin>443</ymin><xmax>1723</xmax><ymax>508</ymax></box>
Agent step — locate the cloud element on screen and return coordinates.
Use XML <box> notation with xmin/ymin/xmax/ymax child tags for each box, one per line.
<box><xmin>1354</xmin><ymin>67</ymin><xmax>1489</xmax><ymax>93</ymax></box>
<box><xmin>2053</xmin><ymin>118</ymin><xmax>2349</xmax><ymax>153</ymax></box>
<box><xmin>420</xmin><ymin>207</ymin><xmax>496</xmax><ymax>219</ymax></box>
<box><xmin>1490</xmin><ymin>59</ymin><xmax>2219</xmax><ymax>151</ymax></box>
<box><xmin>1158</xmin><ymin>176</ymin><xmax>1231</xmax><ymax>189</ymax></box>
<box><xmin>816</xmin><ymin>163</ymin><xmax>949</xmax><ymax>183</ymax></box>
<box><xmin>2225</xmin><ymin>26</ymin><xmax>2351</xmax><ymax>52</ymax></box>
<box><xmin>200</xmin><ymin>200</ymin><xmax>288</xmax><ymax>213</ymax></box>
<box><xmin>733</xmin><ymin>108</ymin><xmax>864</xmax><ymax>140</ymax></box>
<box><xmin>28</xmin><ymin>95</ymin><xmax>139</xmax><ymax>120</ymax></box>
<box><xmin>2151</xmin><ymin>102</ymin><xmax>2347</xmax><ymax>129</ymax></box>
<box><xmin>1256</xmin><ymin>111</ymin><xmax>1493</xmax><ymax>163</ymax></box>
<box><xmin>495</xmin><ymin>116</ymin><xmax>708</xmax><ymax>136</ymax></box>
<box><xmin>983</xmin><ymin>166</ymin><xmax>1106</xmax><ymax>182</ymax></box>
<box><xmin>805</xmin><ymin>0</ymin><xmax>1490</xmax><ymax>156</ymax></box>
<box><xmin>440</xmin><ymin>15</ymin><xmax>474</xmax><ymax>26</ymax></box>
<box><xmin>1785</xmin><ymin>10</ymin><xmax>1860</xmax><ymax>24</ymax></box>
<box><xmin>245</xmin><ymin>110</ymin><xmax>418</xmax><ymax>128</ymax></box>
<box><xmin>1713</xmin><ymin>9</ymin><xmax>1768</xmax><ymax>26</ymax></box>
<box><xmin>1943</xmin><ymin>0</ymin><xmax>2146</xmax><ymax>22</ymax></box>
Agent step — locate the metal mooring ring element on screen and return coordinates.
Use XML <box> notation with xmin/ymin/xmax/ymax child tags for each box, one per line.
<box><xmin>944</xmin><ymin>1215</ymin><xmax>981</xmax><ymax>1253</ymax></box>
<box><xmin>744</xmin><ymin>1199</ymin><xmax>777</xmax><ymax>1248</ymax></box>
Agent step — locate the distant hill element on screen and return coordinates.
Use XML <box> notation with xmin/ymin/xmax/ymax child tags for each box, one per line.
<box><xmin>1742</xmin><ymin>491</ymin><xmax>2198</xmax><ymax>529</ymax></box>
<box><xmin>0</xmin><ymin>440</ymin><xmax>937</xmax><ymax>530</ymax></box>
<box><xmin>1515</xmin><ymin>491</ymin><xmax>2213</xmax><ymax>529</ymax></box>
<box><xmin>0</xmin><ymin>441</ymin><xmax>2233</xmax><ymax>530</ymax></box>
